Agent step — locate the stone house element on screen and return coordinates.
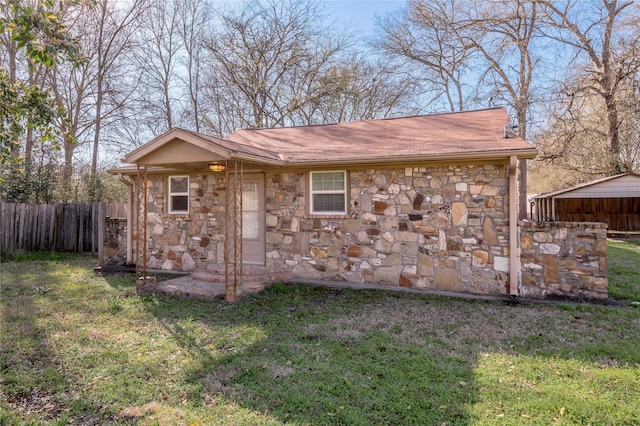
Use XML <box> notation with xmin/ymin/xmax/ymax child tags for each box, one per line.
<box><xmin>110</xmin><ymin>107</ymin><xmax>608</xmax><ymax>301</ymax></box>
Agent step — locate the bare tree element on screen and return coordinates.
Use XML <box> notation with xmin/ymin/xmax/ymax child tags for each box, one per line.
<box><xmin>617</xmin><ymin>71</ymin><xmax>640</xmax><ymax>171</ymax></box>
<box><xmin>294</xmin><ymin>57</ymin><xmax>417</xmax><ymax>124</ymax></box>
<box><xmin>374</xmin><ymin>0</ymin><xmax>477</xmax><ymax>112</ymax></box>
<box><xmin>176</xmin><ymin>0</ymin><xmax>210</xmax><ymax>133</ymax></box>
<box><xmin>538</xmin><ymin>0</ymin><xmax>639</xmax><ymax>174</ymax></box>
<box><xmin>87</xmin><ymin>0</ymin><xmax>147</xmax><ymax>199</ymax></box>
<box><xmin>537</xmin><ymin>69</ymin><xmax>640</xmax><ymax>180</ymax></box>
<box><xmin>201</xmin><ymin>0</ymin><xmax>349</xmax><ymax>131</ymax></box>
<box><xmin>376</xmin><ymin>0</ymin><xmax>541</xmax><ymax>218</ymax></box>
<box><xmin>45</xmin><ymin>0</ymin><xmax>146</xmax><ymax>200</ymax></box>
<box><xmin>132</xmin><ymin>0</ymin><xmax>184</xmax><ymax>134</ymax></box>
<box><xmin>468</xmin><ymin>1</ymin><xmax>540</xmax><ymax>218</ymax></box>
<box><xmin>466</xmin><ymin>2</ymin><xmax>539</xmax><ymax>140</ymax></box>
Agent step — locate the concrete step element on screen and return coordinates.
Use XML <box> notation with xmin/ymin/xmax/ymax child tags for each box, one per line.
<box><xmin>191</xmin><ymin>267</ymin><xmax>289</xmax><ymax>294</ymax></box>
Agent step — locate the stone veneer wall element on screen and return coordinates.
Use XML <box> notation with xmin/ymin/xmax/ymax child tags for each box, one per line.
<box><xmin>144</xmin><ymin>173</ymin><xmax>228</xmax><ymax>271</ymax></box>
<box><xmin>109</xmin><ymin>167</ymin><xmax>609</xmax><ymax>301</ymax></box>
<box><xmin>265</xmin><ymin>164</ymin><xmax>514</xmax><ymax>295</ymax></box>
<box><xmin>135</xmin><ymin>164</ymin><xmax>514</xmax><ymax>294</ymax></box>
<box><xmin>519</xmin><ymin>221</ymin><xmax>608</xmax><ymax>300</ymax></box>
<box><xmin>103</xmin><ymin>218</ymin><xmax>128</xmax><ymax>266</ymax></box>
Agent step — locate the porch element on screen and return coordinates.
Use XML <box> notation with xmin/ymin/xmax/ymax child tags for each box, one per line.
<box><xmin>139</xmin><ymin>264</ymin><xmax>290</xmax><ymax>300</ymax></box>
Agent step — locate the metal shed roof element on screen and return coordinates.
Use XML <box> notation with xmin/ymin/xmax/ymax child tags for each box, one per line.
<box><xmin>535</xmin><ymin>173</ymin><xmax>640</xmax><ymax>199</ymax></box>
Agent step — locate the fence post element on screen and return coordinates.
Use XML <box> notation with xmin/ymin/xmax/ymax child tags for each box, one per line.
<box><xmin>98</xmin><ymin>202</ymin><xmax>105</xmax><ymax>266</ymax></box>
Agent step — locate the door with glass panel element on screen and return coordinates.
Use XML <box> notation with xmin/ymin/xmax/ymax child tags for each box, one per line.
<box><xmin>242</xmin><ymin>175</ymin><xmax>265</xmax><ymax>264</ymax></box>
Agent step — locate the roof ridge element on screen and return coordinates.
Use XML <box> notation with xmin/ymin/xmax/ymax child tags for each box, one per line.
<box><xmin>232</xmin><ymin>107</ymin><xmax>508</xmax><ymax>133</ymax></box>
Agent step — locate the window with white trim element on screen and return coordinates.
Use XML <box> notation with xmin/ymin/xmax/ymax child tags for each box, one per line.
<box><xmin>168</xmin><ymin>176</ymin><xmax>189</xmax><ymax>213</ymax></box>
<box><xmin>309</xmin><ymin>170</ymin><xmax>347</xmax><ymax>215</ymax></box>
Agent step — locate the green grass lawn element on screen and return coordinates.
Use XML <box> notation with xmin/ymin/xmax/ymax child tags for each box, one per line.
<box><xmin>607</xmin><ymin>238</ymin><xmax>640</xmax><ymax>301</ymax></box>
<box><xmin>1</xmin><ymin>250</ymin><xmax>639</xmax><ymax>425</ymax></box>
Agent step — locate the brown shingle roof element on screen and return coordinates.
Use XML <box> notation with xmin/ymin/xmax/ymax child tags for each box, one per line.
<box><xmin>225</xmin><ymin>107</ymin><xmax>536</xmax><ymax>164</ymax></box>
<box><xmin>178</xmin><ymin>128</ymin><xmax>282</xmax><ymax>162</ymax></box>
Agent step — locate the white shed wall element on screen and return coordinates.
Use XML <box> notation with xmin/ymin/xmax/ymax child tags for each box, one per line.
<box><xmin>554</xmin><ymin>175</ymin><xmax>640</xmax><ymax>199</ymax></box>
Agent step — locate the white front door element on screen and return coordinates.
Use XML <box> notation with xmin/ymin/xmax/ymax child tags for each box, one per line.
<box><xmin>242</xmin><ymin>175</ymin><xmax>265</xmax><ymax>264</ymax></box>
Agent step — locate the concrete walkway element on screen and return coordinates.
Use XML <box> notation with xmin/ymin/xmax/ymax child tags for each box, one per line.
<box><xmin>144</xmin><ymin>274</ymin><xmax>613</xmax><ymax>306</ymax></box>
<box><xmin>150</xmin><ymin>276</ymin><xmax>228</xmax><ymax>300</ymax></box>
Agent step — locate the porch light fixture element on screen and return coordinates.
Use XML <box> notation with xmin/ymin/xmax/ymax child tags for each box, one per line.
<box><xmin>209</xmin><ymin>162</ymin><xmax>225</xmax><ymax>173</ymax></box>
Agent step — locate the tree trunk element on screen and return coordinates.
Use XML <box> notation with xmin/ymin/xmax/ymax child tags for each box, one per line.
<box><xmin>605</xmin><ymin>94</ymin><xmax>622</xmax><ymax>173</ymax></box>
<box><xmin>89</xmin><ymin>0</ymin><xmax>108</xmax><ymax>202</ymax></box>
<box><xmin>62</xmin><ymin>136</ymin><xmax>75</xmax><ymax>202</ymax></box>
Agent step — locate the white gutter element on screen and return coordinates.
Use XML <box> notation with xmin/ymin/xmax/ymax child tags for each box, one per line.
<box><xmin>109</xmin><ymin>148</ymin><xmax>538</xmax><ymax>175</ymax></box>
<box><xmin>117</xmin><ymin>173</ymin><xmax>134</xmax><ymax>264</ymax></box>
<box><xmin>262</xmin><ymin>149</ymin><xmax>538</xmax><ymax>169</ymax></box>
<box><xmin>509</xmin><ymin>155</ymin><xmax>520</xmax><ymax>297</ymax></box>
<box><xmin>231</xmin><ymin>152</ymin><xmax>285</xmax><ymax>166</ymax></box>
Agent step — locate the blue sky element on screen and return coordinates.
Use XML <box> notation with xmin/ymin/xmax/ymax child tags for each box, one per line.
<box><xmin>321</xmin><ymin>0</ymin><xmax>406</xmax><ymax>37</ymax></box>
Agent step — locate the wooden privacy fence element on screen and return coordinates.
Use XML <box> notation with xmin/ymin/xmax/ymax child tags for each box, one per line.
<box><xmin>0</xmin><ymin>202</ymin><xmax>127</xmax><ymax>253</ymax></box>
<box><xmin>553</xmin><ymin>198</ymin><xmax>640</xmax><ymax>232</ymax></box>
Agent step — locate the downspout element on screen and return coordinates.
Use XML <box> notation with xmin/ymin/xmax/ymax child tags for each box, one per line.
<box><xmin>509</xmin><ymin>155</ymin><xmax>520</xmax><ymax>297</ymax></box>
<box><xmin>118</xmin><ymin>173</ymin><xmax>134</xmax><ymax>264</ymax></box>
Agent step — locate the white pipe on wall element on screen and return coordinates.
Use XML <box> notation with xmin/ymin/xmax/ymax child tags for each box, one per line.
<box><xmin>509</xmin><ymin>155</ymin><xmax>520</xmax><ymax>297</ymax></box>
